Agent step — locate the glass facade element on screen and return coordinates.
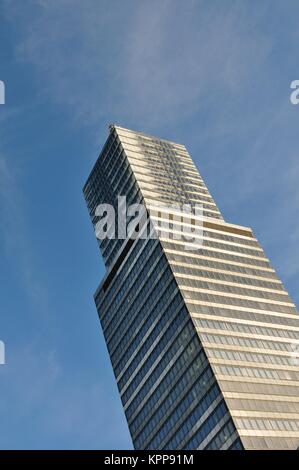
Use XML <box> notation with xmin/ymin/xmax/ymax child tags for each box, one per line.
<box><xmin>83</xmin><ymin>125</ymin><xmax>299</xmax><ymax>450</ymax></box>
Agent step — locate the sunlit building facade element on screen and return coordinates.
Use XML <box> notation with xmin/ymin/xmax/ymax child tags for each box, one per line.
<box><xmin>83</xmin><ymin>125</ymin><xmax>299</xmax><ymax>450</ymax></box>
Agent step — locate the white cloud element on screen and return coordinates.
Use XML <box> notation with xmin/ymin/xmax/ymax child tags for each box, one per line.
<box><xmin>3</xmin><ymin>0</ymin><xmax>271</xmax><ymax>128</ymax></box>
<box><xmin>119</xmin><ymin>0</ymin><xmax>271</xmax><ymax>125</ymax></box>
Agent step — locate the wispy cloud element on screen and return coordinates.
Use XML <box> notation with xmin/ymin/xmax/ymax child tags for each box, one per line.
<box><xmin>119</xmin><ymin>0</ymin><xmax>271</xmax><ymax>126</ymax></box>
<box><xmin>3</xmin><ymin>0</ymin><xmax>271</xmax><ymax>129</ymax></box>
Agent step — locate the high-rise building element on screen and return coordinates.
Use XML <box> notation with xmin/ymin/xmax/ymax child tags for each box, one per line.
<box><xmin>83</xmin><ymin>125</ymin><xmax>299</xmax><ymax>450</ymax></box>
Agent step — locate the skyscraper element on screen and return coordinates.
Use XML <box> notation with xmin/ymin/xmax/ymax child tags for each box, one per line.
<box><xmin>83</xmin><ymin>125</ymin><xmax>299</xmax><ymax>450</ymax></box>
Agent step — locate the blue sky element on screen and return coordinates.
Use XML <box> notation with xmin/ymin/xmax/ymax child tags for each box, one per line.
<box><xmin>0</xmin><ymin>0</ymin><xmax>298</xmax><ymax>449</ymax></box>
